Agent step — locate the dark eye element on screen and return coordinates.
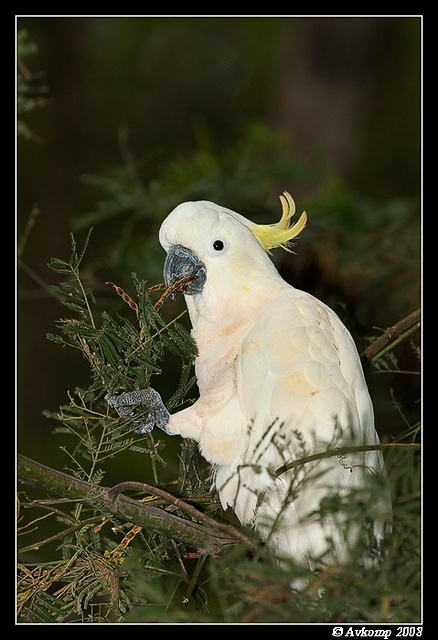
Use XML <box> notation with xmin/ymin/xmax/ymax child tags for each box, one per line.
<box><xmin>213</xmin><ymin>240</ymin><xmax>224</xmax><ymax>251</ymax></box>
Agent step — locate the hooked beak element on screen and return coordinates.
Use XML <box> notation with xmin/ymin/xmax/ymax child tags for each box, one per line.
<box><xmin>163</xmin><ymin>245</ymin><xmax>207</xmax><ymax>295</ymax></box>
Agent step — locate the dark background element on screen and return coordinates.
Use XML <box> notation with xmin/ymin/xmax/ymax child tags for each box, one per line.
<box><xmin>17</xmin><ymin>16</ymin><xmax>421</xmax><ymax>480</ymax></box>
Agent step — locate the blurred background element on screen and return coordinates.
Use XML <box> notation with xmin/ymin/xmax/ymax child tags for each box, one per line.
<box><xmin>17</xmin><ymin>16</ymin><xmax>421</xmax><ymax>478</ymax></box>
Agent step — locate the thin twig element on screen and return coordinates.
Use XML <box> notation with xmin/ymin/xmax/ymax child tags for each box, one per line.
<box><xmin>275</xmin><ymin>442</ymin><xmax>420</xmax><ymax>478</ymax></box>
<box><xmin>151</xmin><ymin>276</ymin><xmax>197</xmax><ymax>311</ymax></box>
<box><xmin>105</xmin><ymin>275</ymin><xmax>198</xmax><ymax>322</ymax></box>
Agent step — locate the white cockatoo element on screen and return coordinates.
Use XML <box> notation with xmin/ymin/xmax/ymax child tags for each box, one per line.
<box><xmin>106</xmin><ymin>192</ymin><xmax>391</xmax><ymax>568</ymax></box>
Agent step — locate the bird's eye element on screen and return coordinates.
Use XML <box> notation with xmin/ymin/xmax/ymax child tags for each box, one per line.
<box><xmin>213</xmin><ymin>240</ymin><xmax>224</xmax><ymax>251</ymax></box>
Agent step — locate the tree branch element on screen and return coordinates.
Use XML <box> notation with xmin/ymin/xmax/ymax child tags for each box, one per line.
<box><xmin>360</xmin><ymin>308</ymin><xmax>421</xmax><ymax>366</ymax></box>
<box><xmin>17</xmin><ymin>454</ymin><xmax>247</xmax><ymax>555</ymax></box>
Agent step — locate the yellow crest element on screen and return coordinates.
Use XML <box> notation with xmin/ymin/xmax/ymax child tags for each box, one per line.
<box><xmin>249</xmin><ymin>191</ymin><xmax>307</xmax><ymax>253</ymax></box>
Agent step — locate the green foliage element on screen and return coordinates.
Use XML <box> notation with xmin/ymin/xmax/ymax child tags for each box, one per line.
<box><xmin>18</xmin><ymin>231</ymin><xmax>211</xmax><ymax>622</ymax></box>
<box><xmin>46</xmin><ymin>230</ymin><xmax>197</xmax><ymax>400</ymax></box>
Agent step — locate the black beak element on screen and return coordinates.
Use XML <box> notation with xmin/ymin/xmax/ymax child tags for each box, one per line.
<box><xmin>163</xmin><ymin>245</ymin><xmax>207</xmax><ymax>295</ymax></box>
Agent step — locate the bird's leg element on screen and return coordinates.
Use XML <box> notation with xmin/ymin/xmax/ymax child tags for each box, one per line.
<box><xmin>105</xmin><ymin>388</ymin><xmax>171</xmax><ymax>435</ymax></box>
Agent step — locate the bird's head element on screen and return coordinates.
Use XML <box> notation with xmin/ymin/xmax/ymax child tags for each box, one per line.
<box><xmin>159</xmin><ymin>192</ymin><xmax>307</xmax><ymax>305</ymax></box>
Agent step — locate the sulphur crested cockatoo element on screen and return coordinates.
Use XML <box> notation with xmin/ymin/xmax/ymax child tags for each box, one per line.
<box><xmin>106</xmin><ymin>192</ymin><xmax>390</xmax><ymax>567</ymax></box>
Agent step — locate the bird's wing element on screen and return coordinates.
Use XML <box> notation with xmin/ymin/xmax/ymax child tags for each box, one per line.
<box><xmin>237</xmin><ymin>287</ymin><xmax>377</xmax><ymax>452</ymax></box>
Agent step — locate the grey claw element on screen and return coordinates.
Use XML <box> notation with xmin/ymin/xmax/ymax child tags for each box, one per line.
<box><xmin>105</xmin><ymin>388</ymin><xmax>170</xmax><ymax>435</ymax></box>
